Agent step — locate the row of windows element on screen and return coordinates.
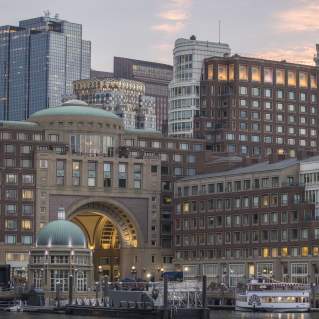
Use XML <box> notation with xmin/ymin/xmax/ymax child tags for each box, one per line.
<box><xmin>176</xmin><ymin>229</ymin><xmax>313</xmax><ymax>246</ymax></box>
<box><xmin>207</xmin><ymin>63</ymin><xmax>317</xmax><ymax>88</ymax></box>
<box><xmin>177</xmin><ymin>194</ymin><xmax>299</xmax><ymax>213</ymax></box>
<box><xmin>177</xmin><ymin>177</ymin><xmax>291</xmax><ymax>196</ymax></box>
<box><xmin>176</xmin><ymin>246</ymin><xmax>319</xmax><ymax>260</ymax></box>
<box><xmin>124</xmin><ymin>139</ymin><xmax>203</xmax><ymax>151</ymax></box>
<box><xmin>53</xmin><ymin>160</ymin><xmax>149</xmax><ymax>190</ymax></box>
<box><xmin>0</xmin><ymin>203</ymin><xmax>33</xmax><ymax>215</ymax></box>
<box><xmin>0</xmin><ymin>132</ymin><xmax>43</xmax><ymax>141</ymax></box>
<box><xmin>239</xmin><ymin>87</ymin><xmax>318</xmax><ymax>100</ymax></box>
<box><xmin>2</xmin><ymin>144</ymin><xmax>33</xmax><ymax>154</ymax></box>
<box><xmin>4</xmin><ymin>234</ymin><xmax>33</xmax><ymax>245</ymax></box>
<box><xmin>3</xmin><ymin>219</ymin><xmax>32</xmax><ymax>230</ymax></box>
<box><xmin>1</xmin><ymin>158</ymin><xmax>33</xmax><ymax>168</ymax></box>
<box><xmin>0</xmin><ymin>189</ymin><xmax>34</xmax><ymax>200</ymax></box>
<box><xmin>3</xmin><ymin>173</ymin><xmax>34</xmax><ymax>185</ymax></box>
<box><xmin>176</xmin><ymin>210</ymin><xmax>306</xmax><ymax>229</ymax></box>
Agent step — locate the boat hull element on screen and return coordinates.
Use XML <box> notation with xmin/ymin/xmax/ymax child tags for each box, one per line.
<box><xmin>235</xmin><ymin>306</ymin><xmax>309</xmax><ymax>313</ymax></box>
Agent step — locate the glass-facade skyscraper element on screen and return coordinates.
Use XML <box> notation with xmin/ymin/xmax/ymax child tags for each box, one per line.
<box><xmin>0</xmin><ymin>15</ymin><xmax>91</xmax><ymax>120</ymax></box>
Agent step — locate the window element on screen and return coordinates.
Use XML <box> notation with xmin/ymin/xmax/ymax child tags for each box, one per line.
<box><xmin>207</xmin><ymin>64</ymin><xmax>214</xmax><ymax>79</ymax></box>
<box><xmin>299</xmin><ymin>72</ymin><xmax>308</xmax><ymax>88</ymax></box>
<box><xmin>103</xmin><ymin>162</ymin><xmax>112</xmax><ymax>187</ymax></box>
<box><xmin>174</xmin><ymin>167</ymin><xmax>182</xmax><ymax>176</ymax></box>
<box><xmin>22</xmin><ymin>189</ymin><xmax>33</xmax><ymax>200</ymax></box>
<box><xmin>5</xmin><ymin>235</ymin><xmax>16</xmax><ymax>244</ymax></box>
<box><xmin>133</xmin><ymin>164</ymin><xmax>142</xmax><ymax>189</ymax></box>
<box><xmin>5</xmin><ymin>219</ymin><xmax>17</xmax><ymax>230</ymax></box>
<box><xmin>264</xmin><ymin>67</ymin><xmax>273</xmax><ymax>83</ymax></box>
<box><xmin>56</xmin><ymin>160</ymin><xmax>65</xmax><ymax>185</ymax></box>
<box><xmin>118</xmin><ymin>163</ymin><xmax>127</xmax><ymax>188</ymax></box>
<box><xmin>72</xmin><ymin>161</ymin><xmax>81</xmax><ymax>186</ymax></box>
<box><xmin>21</xmin><ymin>159</ymin><xmax>32</xmax><ymax>168</ymax></box>
<box><xmin>22</xmin><ymin>174</ymin><xmax>34</xmax><ymax>184</ymax></box>
<box><xmin>88</xmin><ymin>161</ymin><xmax>97</xmax><ymax>187</ymax></box>
<box><xmin>276</xmin><ymin>69</ymin><xmax>285</xmax><ymax>85</ymax></box>
<box><xmin>218</xmin><ymin>64</ymin><xmax>227</xmax><ymax>81</ymax></box>
<box><xmin>5</xmin><ymin>189</ymin><xmax>16</xmax><ymax>200</ymax></box>
<box><xmin>252</xmin><ymin>87</ymin><xmax>260</xmax><ymax>97</ymax></box>
<box><xmin>22</xmin><ymin>220</ymin><xmax>32</xmax><ymax>230</ymax></box>
<box><xmin>6</xmin><ymin>174</ymin><xmax>17</xmax><ymax>184</ymax></box>
<box><xmin>21</xmin><ymin>235</ymin><xmax>32</xmax><ymax>245</ymax></box>
<box><xmin>5</xmin><ymin>204</ymin><xmax>16</xmax><ymax>214</ymax></box>
<box><xmin>239</xmin><ymin>86</ymin><xmax>248</xmax><ymax>95</ymax></box>
<box><xmin>239</xmin><ymin>65</ymin><xmax>248</xmax><ymax>80</ymax></box>
<box><xmin>251</xmin><ymin>66</ymin><xmax>261</xmax><ymax>82</ymax></box>
<box><xmin>288</xmin><ymin>71</ymin><xmax>296</xmax><ymax>86</ymax></box>
<box><xmin>39</xmin><ymin>159</ymin><xmax>48</xmax><ymax>169</ymax></box>
<box><xmin>21</xmin><ymin>145</ymin><xmax>31</xmax><ymax>154</ymax></box>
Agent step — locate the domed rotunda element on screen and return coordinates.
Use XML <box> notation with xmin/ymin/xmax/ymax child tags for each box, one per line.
<box><xmin>28</xmin><ymin>220</ymin><xmax>93</xmax><ymax>299</ymax></box>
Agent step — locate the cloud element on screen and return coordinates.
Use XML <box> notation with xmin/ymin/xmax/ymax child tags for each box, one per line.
<box><xmin>158</xmin><ymin>10</ymin><xmax>189</xmax><ymax>21</ymax></box>
<box><xmin>152</xmin><ymin>0</ymin><xmax>192</xmax><ymax>34</ymax></box>
<box><xmin>276</xmin><ymin>3</ymin><xmax>319</xmax><ymax>32</ymax></box>
<box><xmin>249</xmin><ymin>45</ymin><xmax>315</xmax><ymax>65</ymax></box>
<box><xmin>151</xmin><ymin>22</ymin><xmax>185</xmax><ymax>33</ymax></box>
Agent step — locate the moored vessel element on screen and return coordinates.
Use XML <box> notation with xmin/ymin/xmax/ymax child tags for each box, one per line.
<box><xmin>235</xmin><ymin>278</ymin><xmax>310</xmax><ymax>312</ymax></box>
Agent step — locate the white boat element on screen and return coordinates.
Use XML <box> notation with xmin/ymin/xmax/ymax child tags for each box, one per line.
<box><xmin>235</xmin><ymin>278</ymin><xmax>310</xmax><ymax>312</ymax></box>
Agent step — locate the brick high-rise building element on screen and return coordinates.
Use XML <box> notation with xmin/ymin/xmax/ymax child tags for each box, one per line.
<box><xmin>195</xmin><ymin>55</ymin><xmax>319</xmax><ymax>159</ymax></box>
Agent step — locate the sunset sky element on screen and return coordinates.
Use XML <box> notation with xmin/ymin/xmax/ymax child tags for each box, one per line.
<box><xmin>1</xmin><ymin>0</ymin><xmax>318</xmax><ymax>71</ymax></box>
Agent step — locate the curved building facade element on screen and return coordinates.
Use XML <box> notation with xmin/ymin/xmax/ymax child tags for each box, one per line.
<box><xmin>168</xmin><ymin>36</ymin><xmax>231</xmax><ymax>137</ymax></box>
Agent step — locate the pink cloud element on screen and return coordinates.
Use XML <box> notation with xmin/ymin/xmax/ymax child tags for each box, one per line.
<box><xmin>152</xmin><ymin>0</ymin><xmax>192</xmax><ymax>34</ymax></box>
<box><xmin>249</xmin><ymin>45</ymin><xmax>316</xmax><ymax>65</ymax></box>
<box><xmin>276</xmin><ymin>3</ymin><xmax>319</xmax><ymax>32</ymax></box>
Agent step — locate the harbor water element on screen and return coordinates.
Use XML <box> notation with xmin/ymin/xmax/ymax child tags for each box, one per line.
<box><xmin>1</xmin><ymin>312</ymin><xmax>319</xmax><ymax>319</ymax></box>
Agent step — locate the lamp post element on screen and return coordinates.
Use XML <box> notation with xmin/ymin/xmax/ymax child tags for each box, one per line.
<box><xmin>131</xmin><ymin>265</ymin><xmax>137</xmax><ymax>281</ymax></box>
<box><xmin>98</xmin><ymin>265</ymin><xmax>103</xmax><ymax>297</ymax></box>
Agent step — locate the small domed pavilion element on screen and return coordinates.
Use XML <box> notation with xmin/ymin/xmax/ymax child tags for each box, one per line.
<box><xmin>28</xmin><ymin>220</ymin><xmax>94</xmax><ymax>299</ymax></box>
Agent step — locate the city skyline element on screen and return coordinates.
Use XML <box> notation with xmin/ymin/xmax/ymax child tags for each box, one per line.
<box><xmin>1</xmin><ymin>0</ymin><xmax>318</xmax><ymax>71</ymax></box>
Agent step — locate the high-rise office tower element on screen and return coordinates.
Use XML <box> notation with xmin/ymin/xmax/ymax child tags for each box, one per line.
<box><xmin>168</xmin><ymin>36</ymin><xmax>230</xmax><ymax>137</ymax></box>
<box><xmin>113</xmin><ymin>57</ymin><xmax>173</xmax><ymax>134</ymax></box>
<box><xmin>0</xmin><ymin>14</ymin><xmax>91</xmax><ymax>120</ymax></box>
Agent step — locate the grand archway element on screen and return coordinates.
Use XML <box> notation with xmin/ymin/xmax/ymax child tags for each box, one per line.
<box><xmin>67</xmin><ymin>200</ymin><xmax>142</xmax><ymax>281</ymax></box>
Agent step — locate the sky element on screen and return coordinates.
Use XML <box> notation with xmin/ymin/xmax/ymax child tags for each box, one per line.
<box><xmin>1</xmin><ymin>0</ymin><xmax>319</xmax><ymax>71</ymax></box>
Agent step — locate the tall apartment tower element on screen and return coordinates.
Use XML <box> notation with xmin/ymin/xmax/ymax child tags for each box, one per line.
<box><xmin>0</xmin><ymin>15</ymin><xmax>91</xmax><ymax>121</ymax></box>
<box><xmin>168</xmin><ymin>36</ymin><xmax>231</xmax><ymax>137</ymax></box>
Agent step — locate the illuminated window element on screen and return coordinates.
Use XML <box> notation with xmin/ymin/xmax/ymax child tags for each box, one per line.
<box><xmin>183</xmin><ymin>202</ymin><xmax>190</xmax><ymax>213</ymax></box>
<box><xmin>299</xmin><ymin>72</ymin><xmax>308</xmax><ymax>88</ymax></box>
<box><xmin>281</xmin><ymin>247</ymin><xmax>288</xmax><ymax>256</ymax></box>
<box><xmin>261</xmin><ymin>195</ymin><xmax>269</xmax><ymax>208</ymax></box>
<box><xmin>22</xmin><ymin>190</ymin><xmax>33</xmax><ymax>200</ymax></box>
<box><xmin>313</xmin><ymin>247</ymin><xmax>319</xmax><ymax>256</ymax></box>
<box><xmin>276</xmin><ymin>69</ymin><xmax>285</xmax><ymax>85</ymax></box>
<box><xmin>271</xmin><ymin>248</ymin><xmax>278</xmax><ymax>257</ymax></box>
<box><xmin>301</xmin><ymin>247</ymin><xmax>309</xmax><ymax>257</ymax></box>
<box><xmin>218</xmin><ymin>64</ymin><xmax>227</xmax><ymax>81</ymax></box>
<box><xmin>207</xmin><ymin>64</ymin><xmax>214</xmax><ymax>80</ymax></box>
<box><xmin>239</xmin><ymin>65</ymin><xmax>248</xmax><ymax>81</ymax></box>
<box><xmin>251</xmin><ymin>66</ymin><xmax>261</xmax><ymax>82</ymax></box>
<box><xmin>229</xmin><ymin>64</ymin><xmax>234</xmax><ymax>80</ymax></box>
<box><xmin>310</xmin><ymin>74</ymin><xmax>317</xmax><ymax>89</ymax></box>
<box><xmin>262</xmin><ymin>248</ymin><xmax>269</xmax><ymax>257</ymax></box>
<box><xmin>264</xmin><ymin>67</ymin><xmax>273</xmax><ymax>83</ymax></box>
<box><xmin>288</xmin><ymin>71</ymin><xmax>296</xmax><ymax>86</ymax></box>
<box><xmin>22</xmin><ymin>220</ymin><xmax>32</xmax><ymax>230</ymax></box>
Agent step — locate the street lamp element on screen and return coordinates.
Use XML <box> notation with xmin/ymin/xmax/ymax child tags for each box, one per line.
<box><xmin>131</xmin><ymin>265</ymin><xmax>137</xmax><ymax>281</ymax></box>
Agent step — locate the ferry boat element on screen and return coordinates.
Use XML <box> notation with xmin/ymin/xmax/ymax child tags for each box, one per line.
<box><xmin>235</xmin><ymin>278</ymin><xmax>310</xmax><ymax>312</ymax></box>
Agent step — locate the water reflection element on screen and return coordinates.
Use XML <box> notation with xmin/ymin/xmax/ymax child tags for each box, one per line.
<box><xmin>1</xmin><ymin>311</ymin><xmax>319</xmax><ymax>319</ymax></box>
<box><xmin>210</xmin><ymin>312</ymin><xmax>318</xmax><ymax>319</ymax></box>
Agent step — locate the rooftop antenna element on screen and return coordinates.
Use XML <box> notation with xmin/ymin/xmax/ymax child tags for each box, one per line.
<box><xmin>218</xmin><ymin>20</ymin><xmax>221</xmax><ymax>44</ymax></box>
<box><xmin>43</xmin><ymin>10</ymin><xmax>50</xmax><ymax>17</ymax></box>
